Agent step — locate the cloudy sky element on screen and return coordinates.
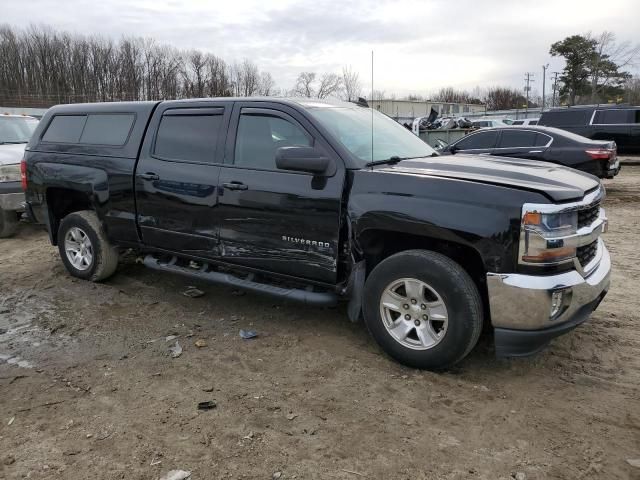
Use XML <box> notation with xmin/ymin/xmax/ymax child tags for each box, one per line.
<box><xmin>3</xmin><ymin>0</ymin><xmax>639</xmax><ymax>97</ymax></box>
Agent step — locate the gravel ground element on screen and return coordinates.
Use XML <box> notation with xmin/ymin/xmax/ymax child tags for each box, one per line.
<box><xmin>0</xmin><ymin>167</ymin><xmax>639</xmax><ymax>480</ymax></box>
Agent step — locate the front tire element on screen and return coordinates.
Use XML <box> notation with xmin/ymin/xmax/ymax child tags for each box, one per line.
<box><xmin>363</xmin><ymin>250</ymin><xmax>483</xmax><ymax>370</ymax></box>
<box><xmin>0</xmin><ymin>208</ymin><xmax>19</xmax><ymax>238</ymax></box>
<box><xmin>57</xmin><ymin>210</ymin><xmax>119</xmax><ymax>282</ymax></box>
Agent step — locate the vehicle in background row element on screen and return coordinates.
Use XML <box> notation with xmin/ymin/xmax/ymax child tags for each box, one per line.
<box><xmin>0</xmin><ymin>114</ymin><xmax>39</xmax><ymax>237</ymax></box>
<box><xmin>24</xmin><ymin>98</ymin><xmax>610</xmax><ymax>370</ymax></box>
<box><xmin>471</xmin><ymin>117</ymin><xmax>514</xmax><ymax>128</ymax></box>
<box><xmin>511</xmin><ymin>118</ymin><xmax>539</xmax><ymax>126</ymax></box>
<box><xmin>437</xmin><ymin>125</ymin><xmax>620</xmax><ymax>179</ymax></box>
<box><xmin>538</xmin><ymin>104</ymin><xmax>640</xmax><ymax>153</ymax></box>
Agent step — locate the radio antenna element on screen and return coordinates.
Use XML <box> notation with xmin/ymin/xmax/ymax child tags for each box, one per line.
<box><xmin>371</xmin><ymin>50</ymin><xmax>374</xmax><ymax>165</ymax></box>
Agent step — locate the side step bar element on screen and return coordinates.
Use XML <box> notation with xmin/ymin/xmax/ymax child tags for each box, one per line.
<box><xmin>143</xmin><ymin>255</ymin><xmax>338</xmax><ymax>306</ymax></box>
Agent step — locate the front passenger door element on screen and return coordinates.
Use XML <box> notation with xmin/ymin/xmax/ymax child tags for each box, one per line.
<box><xmin>451</xmin><ymin>130</ymin><xmax>498</xmax><ymax>155</ymax></box>
<box><xmin>216</xmin><ymin>103</ymin><xmax>345</xmax><ymax>284</ymax></box>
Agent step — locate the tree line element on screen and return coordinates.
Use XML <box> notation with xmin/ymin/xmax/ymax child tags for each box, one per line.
<box><xmin>429</xmin><ymin>86</ymin><xmax>537</xmax><ymax>111</ymax></box>
<box><xmin>2</xmin><ymin>24</ymin><xmax>637</xmax><ymax>111</ymax></box>
<box><xmin>0</xmin><ymin>25</ymin><xmax>276</xmax><ymax>107</ymax></box>
<box><xmin>0</xmin><ymin>24</ymin><xmax>364</xmax><ymax>108</ymax></box>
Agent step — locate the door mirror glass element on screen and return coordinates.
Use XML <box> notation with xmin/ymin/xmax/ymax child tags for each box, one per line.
<box><xmin>275</xmin><ymin>146</ymin><xmax>332</xmax><ymax>174</ymax></box>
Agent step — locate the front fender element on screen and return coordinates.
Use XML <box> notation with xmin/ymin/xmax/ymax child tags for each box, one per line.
<box><xmin>347</xmin><ymin>172</ymin><xmax>546</xmax><ymax>273</ymax></box>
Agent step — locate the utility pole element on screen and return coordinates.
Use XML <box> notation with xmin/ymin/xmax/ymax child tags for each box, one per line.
<box><xmin>551</xmin><ymin>72</ymin><xmax>560</xmax><ymax>107</ymax></box>
<box><xmin>542</xmin><ymin>64</ymin><xmax>549</xmax><ymax>111</ymax></box>
<box><xmin>524</xmin><ymin>72</ymin><xmax>534</xmax><ymax>116</ymax></box>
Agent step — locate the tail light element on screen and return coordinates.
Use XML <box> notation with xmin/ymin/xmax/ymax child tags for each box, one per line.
<box><xmin>20</xmin><ymin>159</ymin><xmax>27</xmax><ymax>191</ymax></box>
<box><xmin>585</xmin><ymin>149</ymin><xmax>613</xmax><ymax>160</ymax></box>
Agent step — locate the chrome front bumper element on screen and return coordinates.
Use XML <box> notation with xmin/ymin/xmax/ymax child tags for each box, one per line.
<box><xmin>487</xmin><ymin>240</ymin><xmax>610</xmax><ymax>356</ymax></box>
<box><xmin>0</xmin><ymin>192</ymin><xmax>25</xmax><ymax>212</ymax></box>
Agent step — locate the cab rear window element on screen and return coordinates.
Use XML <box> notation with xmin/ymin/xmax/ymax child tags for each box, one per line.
<box><xmin>42</xmin><ymin>113</ymin><xmax>134</xmax><ymax>146</ymax></box>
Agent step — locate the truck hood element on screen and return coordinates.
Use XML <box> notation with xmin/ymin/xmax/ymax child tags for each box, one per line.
<box><xmin>0</xmin><ymin>143</ymin><xmax>26</xmax><ymax>166</ymax></box>
<box><xmin>378</xmin><ymin>154</ymin><xmax>600</xmax><ymax>202</ymax></box>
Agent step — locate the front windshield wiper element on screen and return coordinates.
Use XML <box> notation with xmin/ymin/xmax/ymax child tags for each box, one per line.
<box><xmin>0</xmin><ymin>141</ymin><xmax>28</xmax><ymax>145</ymax></box>
<box><xmin>365</xmin><ymin>153</ymin><xmax>437</xmax><ymax>167</ymax></box>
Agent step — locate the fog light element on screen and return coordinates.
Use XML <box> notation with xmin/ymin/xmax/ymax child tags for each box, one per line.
<box><xmin>550</xmin><ymin>291</ymin><xmax>564</xmax><ymax>318</ymax></box>
<box><xmin>550</xmin><ymin>288</ymin><xmax>572</xmax><ymax>320</ymax></box>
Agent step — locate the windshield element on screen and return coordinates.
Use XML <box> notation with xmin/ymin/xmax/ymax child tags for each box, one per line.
<box><xmin>0</xmin><ymin>116</ymin><xmax>39</xmax><ymax>144</ymax></box>
<box><xmin>309</xmin><ymin>106</ymin><xmax>437</xmax><ymax>165</ymax></box>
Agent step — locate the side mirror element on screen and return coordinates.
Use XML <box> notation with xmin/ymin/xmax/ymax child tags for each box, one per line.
<box><xmin>275</xmin><ymin>146</ymin><xmax>333</xmax><ymax>175</ymax></box>
<box><xmin>449</xmin><ymin>144</ymin><xmax>460</xmax><ymax>154</ymax></box>
<box><xmin>435</xmin><ymin>139</ymin><xmax>448</xmax><ymax>151</ymax></box>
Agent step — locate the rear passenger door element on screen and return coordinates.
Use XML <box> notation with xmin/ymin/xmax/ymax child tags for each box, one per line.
<box><xmin>494</xmin><ymin>129</ymin><xmax>550</xmax><ymax>160</ymax></box>
<box><xmin>216</xmin><ymin>102</ymin><xmax>345</xmax><ymax>284</ymax></box>
<box><xmin>135</xmin><ymin>102</ymin><xmax>230</xmax><ymax>259</ymax></box>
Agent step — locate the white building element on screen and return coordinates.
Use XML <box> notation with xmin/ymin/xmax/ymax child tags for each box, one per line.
<box><xmin>370</xmin><ymin>99</ymin><xmax>486</xmax><ymax>124</ymax></box>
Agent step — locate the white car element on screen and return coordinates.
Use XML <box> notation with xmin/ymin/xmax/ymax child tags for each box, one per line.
<box><xmin>0</xmin><ymin>115</ymin><xmax>39</xmax><ymax>237</ymax></box>
<box><xmin>471</xmin><ymin>117</ymin><xmax>514</xmax><ymax>128</ymax></box>
<box><xmin>510</xmin><ymin>118</ymin><xmax>540</xmax><ymax>126</ymax></box>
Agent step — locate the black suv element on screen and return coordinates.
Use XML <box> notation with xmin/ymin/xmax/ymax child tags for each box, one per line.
<box><xmin>538</xmin><ymin>104</ymin><xmax>640</xmax><ymax>153</ymax></box>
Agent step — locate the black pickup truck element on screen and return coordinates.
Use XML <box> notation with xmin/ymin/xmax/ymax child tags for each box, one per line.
<box><xmin>23</xmin><ymin>98</ymin><xmax>611</xmax><ymax>369</ymax></box>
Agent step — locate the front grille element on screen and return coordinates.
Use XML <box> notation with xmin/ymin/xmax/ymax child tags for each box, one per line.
<box><xmin>578</xmin><ymin>203</ymin><xmax>600</xmax><ymax>229</ymax></box>
<box><xmin>577</xmin><ymin>240</ymin><xmax>598</xmax><ymax>267</ymax></box>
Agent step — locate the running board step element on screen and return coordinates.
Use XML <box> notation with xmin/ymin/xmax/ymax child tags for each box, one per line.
<box><xmin>143</xmin><ymin>255</ymin><xmax>337</xmax><ymax>306</ymax></box>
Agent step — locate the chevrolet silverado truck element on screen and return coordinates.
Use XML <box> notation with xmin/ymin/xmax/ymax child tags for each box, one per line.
<box><xmin>0</xmin><ymin>114</ymin><xmax>39</xmax><ymax>237</ymax></box>
<box><xmin>23</xmin><ymin>98</ymin><xmax>611</xmax><ymax>369</ymax></box>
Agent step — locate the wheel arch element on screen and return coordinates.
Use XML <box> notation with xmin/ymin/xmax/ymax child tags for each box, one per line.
<box><xmin>355</xmin><ymin>228</ymin><xmax>490</xmax><ymax>324</ymax></box>
<box><xmin>34</xmin><ymin>163</ymin><xmax>110</xmax><ymax>245</ymax></box>
<box><xmin>45</xmin><ymin>187</ymin><xmax>101</xmax><ymax>245</ymax></box>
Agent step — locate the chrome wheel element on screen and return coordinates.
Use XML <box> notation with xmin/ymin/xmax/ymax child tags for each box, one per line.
<box><xmin>379</xmin><ymin>277</ymin><xmax>449</xmax><ymax>350</ymax></box>
<box><xmin>64</xmin><ymin>227</ymin><xmax>93</xmax><ymax>271</ymax></box>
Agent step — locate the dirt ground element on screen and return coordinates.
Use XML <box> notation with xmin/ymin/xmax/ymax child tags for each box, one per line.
<box><xmin>1</xmin><ymin>168</ymin><xmax>639</xmax><ymax>480</ymax></box>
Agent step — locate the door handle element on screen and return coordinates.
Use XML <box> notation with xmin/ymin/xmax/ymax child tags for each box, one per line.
<box><xmin>138</xmin><ymin>172</ymin><xmax>160</xmax><ymax>181</ymax></box>
<box><xmin>223</xmin><ymin>181</ymin><xmax>248</xmax><ymax>191</ymax></box>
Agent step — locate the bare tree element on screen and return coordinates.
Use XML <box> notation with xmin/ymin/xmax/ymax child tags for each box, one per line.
<box><xmin>258</xmin><ymin>71</ymin><xmax>275</xmax><ymax>96</ymax></box>
<box><xmin>182</xmin><ymin>50</ymin><xmax>209</xmax><ymax>97</ymax></box>
<box><xmin>341</xmin><ymin>65</ymin><xmax>361</xmax><ymax>101</ymax></box>
<box><xmin>204</xmin><ymin>53</ymin><xmax>231</xmax><ymax>97</ymax></box>
<box><xmin>370</xmin><ymin>90</ymin><xmax>386</xmax><ymax>101</ymax></box>
<box><xmin>229</xmin><ymin>59</ymin><xmax>260</xmax><ymax>97</ymax></box>
<box><xmin>587</xmin><ymin>31</ymin><xmax>640</xmax><ymax>102</ymax></box>
<box><xmin>624</xmin><ymin>75</ymin><xmax>640</xmax><ymax>104</ymax></box>
<box><xmin>316</xmin><ymin>73</ymin><xmax>342</xmax><ymax>99</ymax></box>
<box><xmin>293</xmin><ymin>72</ymin><xmax>316</xmax><ymax>97</ymax></box>
<box><xmin>483</xmin><ymin>86</ymin><xmax>531</xmax><ymax>110</ymax></box>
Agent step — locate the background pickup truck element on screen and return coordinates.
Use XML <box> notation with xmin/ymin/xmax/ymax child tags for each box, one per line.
<box><xmin>0</xmin><ymin>114</ymin><xmax>39</xmax><ymax>237</ymax></box>
<box><xmin>24</xmin><ymin>98</ymin><xmax>611</xmax><ymax>369</ymax></box>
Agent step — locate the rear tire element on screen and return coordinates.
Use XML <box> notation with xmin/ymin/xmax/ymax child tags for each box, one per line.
<box><xmin>0</xmin><ymin>208</ymin><xmax>19</xmax><ymax>238</ymax></box>
<box><xmin>57</xmin><ymin>210</ymin><xmax>119</xmax><ymax>282</ymax></box>
<box><xmin>363</xmin><ymin>249</ymin><xmax>483</xmax><ymax>370</ymax></box>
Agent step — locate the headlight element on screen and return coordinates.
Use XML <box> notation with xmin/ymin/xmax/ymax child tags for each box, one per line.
<box><xmin>0</xmin><ymin>164</ymin><xmax>21</xmax><ymax>183</ymax></box>
<box><xmin>520</xmin><ymin>209</ymin><xmax>578</xmax><ymax>264</ymax></box>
